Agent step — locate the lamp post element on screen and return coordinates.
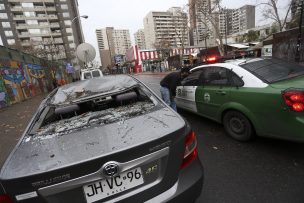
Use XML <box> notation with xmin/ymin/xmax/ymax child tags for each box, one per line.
<box><xmin>295</xmin><ymin>0</ymin><xmax>303</xmax><ymax>62</ymax></box>
<box><xmin>70</xmin><ymin>15</ymin><xmax>88</xmax><ymax>64</ymax></box>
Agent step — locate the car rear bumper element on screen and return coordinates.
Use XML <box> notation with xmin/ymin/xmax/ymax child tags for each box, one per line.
<box><xmin>145</xmin><ymin>157</ymin><xmax>204</xmax><ymax>203</ymax></box>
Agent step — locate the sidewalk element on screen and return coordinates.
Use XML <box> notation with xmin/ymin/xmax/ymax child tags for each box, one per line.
<box><xmin>0</xmin><ymin>94</ymin><xmax>47</xmax><ymax>167</ymax></box>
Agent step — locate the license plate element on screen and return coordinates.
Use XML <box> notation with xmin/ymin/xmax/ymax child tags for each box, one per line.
<box><xmin>83</xmin><ymin>167</ymin><xmax>144</xmax><ymax>203</ymax></box>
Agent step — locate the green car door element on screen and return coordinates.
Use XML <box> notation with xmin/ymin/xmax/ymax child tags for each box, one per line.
<box><xmin>195</xmin><ymin>66</ymin><xmax>242</xmax><ymax>121</ymax></box>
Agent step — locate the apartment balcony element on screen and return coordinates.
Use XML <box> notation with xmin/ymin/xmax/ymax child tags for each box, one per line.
<box><xmin>8</xmin><ymin>0</ymin><xmax>54</xmax><ymax>2</ymax></box>
<box><xmin>11</xmin><ymin>6</ymin><xmax>56</xmax><ymax>12</ymax></box>
<box><xmin>21</xmin><ymin>41</ymin><xmax>31</xmax><ymax>46</ymax></box>
<box><xmin>16</xmin><ymin>22</ymin><xmax>60</xmax><ymax>29</ymax></box>
<box><xmin>13</xmin><ymin>15</ymin><xmax>58</xmax><ymax>21</ymax></box>
<box><xmin>18</xmin><ymin>32</ymin><xmax>61</xmax><ymax>38</ymax></box>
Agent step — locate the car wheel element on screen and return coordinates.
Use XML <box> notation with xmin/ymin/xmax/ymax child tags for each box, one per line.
<box><xmin>223</xmin><ymin>110</ymin><xmax>255</xmax><ymax>141</ymax></box>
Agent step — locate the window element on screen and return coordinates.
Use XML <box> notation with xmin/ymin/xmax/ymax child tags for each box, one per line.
<box><xmin>24</xmin><ymin>12</ymin><xmax>35</xmax><ymax>17</ymax></box>
<box><xmin>40</xmin><ymin>28</ymin><xmax>49</xmax><ymax>34</ymax></box>
<box><xmin>240</xmin><ymin>58</ymin><xmax>304</xmax><ymax>83</ymax></box>
<box><xmin>2</xmin><ymin>22</ymin><xmax>10</xmax><ymax>28</ymax></box>
<box><xmin>28</xmin><ymin>29</ymin><xmax>40</xmax><ymax>34</ymax></box>
<box><xmin>0</xmin><ymin>13</ymin><xmax>8</xmax><ymax>19</ymax></box>
<box><xmin>21</xmin><ymin>3</ymin><xmax>34</xmax><ymax>7</ymax></box>
<box><xmin>67</xmin><ymin>35</ymin><xmax>74</xmax><ymax>41</ymax></box>
<box><xmin>7</xmin><ymin>39</ymin><xmax>15</xmax><ymax>45</ymax></box>
<box><xmin>69</xmin><ymin>43</ymin><xmax>75</xmax><ymax>48</ymax></box>
<box><xmin>5</xmin><ymin>31</ymin><xmax>13</xmax><ymax>37</ymax></box>
<box><xmin>230</xmin><ymin>72</ymin><xmax>244</xmax><ymax>87</ymax></box>
<box><xmin>31</xmin><ymin>37</ymin><xmax>42</xmax><ymax>42</ymax></box>
<box><xmin>84</xmin><ymin>72</ymin><xmax>92</xmax><ymax>79</ymax></box>
<box><xmin>62</xmin><ymin>12</ymin><xmax>69</xmax><ymax>18</ymax></box>
<box><xmin>61</xmin><ymin>4</ymin><xmax>68</xmax><ymax>9</ymax></box>
<box><xmin>0</xmin><ymin>4</ymin><xmax>5</xmax><ymax>10</ymax></box>
<box><xmin>26</xmin><ymin>20</ymin><xmax>38</xmax><ymax>25</ymax></box>
<box><xmin>66</xmin><ymin>28</ymin><xmax>72</xmax><ymax>33</ymax></box>
<box><xmin>199</xmin><ymin>67</ymin><xmax>230</xmax><ymax>86</ymax></box>
<box><xmin>181</xmin><ymin>70</ymin><xmax>203</xmax><ymax>86</ymax></box>
<box><xmin>64</xmin><ymin>20</ymin><xmax>71</xmax><ymax>26</ymax></box>
<box><xmin>92</xmin><ymin>70</ymin><xmax>101</xmax><ymax>78</ymax></box>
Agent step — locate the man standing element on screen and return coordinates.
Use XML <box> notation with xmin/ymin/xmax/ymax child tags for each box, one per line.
<box><xmin>160</xmin><ymin>67</ymin><xmax>190</xmax><ymax>111</ymax></box>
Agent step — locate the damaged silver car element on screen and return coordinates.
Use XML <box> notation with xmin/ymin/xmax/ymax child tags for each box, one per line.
<box><xmin>0</xmin><ymin>75</ymin><xmax>203</xmax><ymax>203</ymax></box>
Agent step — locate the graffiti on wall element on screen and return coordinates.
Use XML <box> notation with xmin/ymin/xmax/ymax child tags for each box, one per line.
<box><xmin>0</xmin><ymin>61</ymin><xmax>29</xmax><ymax>103</ymax></box>
<box><xmin>0</xmin><ymin>75</ymin><xmax>9</xmax><ymax>108</ymax></box>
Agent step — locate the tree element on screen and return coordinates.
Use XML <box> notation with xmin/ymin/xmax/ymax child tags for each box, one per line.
<box><xmin>153</xmin><ymin>38</ymin><xmax>171</xmax><ymax>70</ymax></box>
<box><xmin>258</xmin><ymin>0</ymin><xmax>293</xmax><ymax>32</ymax></box>
<box><xmin>245</xmin><ymin>30</ymin><xmax>259</xmax><ymax>42</ymax></box>
<box><xmin>194</xmin><ymin>0</ymin><xmax>225</xmax><ymax>56</ymax></box>
<box><xmin>171</xmin><ymin>7</ymin><xmax>190</xmax><ymax>65</ymax></box>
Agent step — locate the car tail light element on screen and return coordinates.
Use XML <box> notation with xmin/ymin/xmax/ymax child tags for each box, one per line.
<box><xmin>181</xmin><ymin>131</ymin><xmax>198</xmax><ymax>169</ymax></box>
<box><xmin>282</xmin><ymin>90</ymin><xmax>304</xmax><ymax>112</ymax></box>
<box><xmin>0</xmin><ymin>195</ymin><xmax>13</xmax><ymax>203</ymax></box>
<box><xmin>207</xmin><ymin>56</ymin><xmax>217</xmax><ymax>63</ymax></box>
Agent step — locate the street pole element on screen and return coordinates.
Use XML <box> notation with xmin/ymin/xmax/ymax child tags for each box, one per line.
<box><xmin>71</xmin><ymin>15</ymin><xmax>88</xmax><ymax>64</ymax></box>
<box><xmin>295</xmin><ymin>0</ymin><xmax>303</xmax><ymax>62</ymax></box>
<box><xmin>225</xmin><ymin>9</ymin><xmax>228</xmax><ymax>56</ymax></box>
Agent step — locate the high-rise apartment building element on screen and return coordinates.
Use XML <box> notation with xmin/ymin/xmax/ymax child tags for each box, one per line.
<box><xmin>134</xmin><ymin>29</ymin><xmax>146</xmax><ymax>50</ymax></box>
<box><xmin>188</xmin><ymin>0</ymin><xmax>217</xmax><ymax>47</ymax></box>
<box><xmin>95</xmin><ymin>27</ymin><xmax>131</xmax><ymax>68</ymax></box>
<box><xmin>0</xmin><ymin>0</ymin><xmax>84</xmax><ymax>62</ymax></box>
<box><xmin>232</xmin><ymin>5</ymin><xmax>255</xmax><ymax>34</ymax></box>
<box><xmin>143</xmin><ymin>7</ymin><xmax>189</xmax><ymax>49</ymax></box>
<box><xmin>189</xmin><ymin>1</ymin><xmax>255</xmax><ymax>46</ymax></box>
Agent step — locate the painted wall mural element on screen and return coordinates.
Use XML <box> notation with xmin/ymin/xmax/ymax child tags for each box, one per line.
<box><xmin>0</xmin><ymin>75</ymin><xmax>9</xmax><ymax>108</ymax></box>
<box><xmin>0</xmin><ymin>47</ymin><xmax>68</xmax><ymax>109</ymax></box>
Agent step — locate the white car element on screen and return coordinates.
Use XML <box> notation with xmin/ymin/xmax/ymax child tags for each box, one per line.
<box><xmin>81</xmin><ymin>69</ymin><xmax>103</xmax><ymax>80</ymax></box>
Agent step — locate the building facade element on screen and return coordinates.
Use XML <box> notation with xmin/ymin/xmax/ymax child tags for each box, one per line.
<box><xmin>134</xmin><ymin>29</ymin><xmax>146</xmax><ymax>50</ymax></box>
<box><xmin>232</xmin><ymin>5</ymin><xmax>255</xmax><ymax>34</ymax></box>
<box><xmin>143</xmin><ymin>7</ymin><xmax>189</xmax><ymax>49</ymax></box>
<box><xmin>95</xmin><ymin>27</ymin><xmax>131</xmax><ymax>68</ymax></box>
<box><xmin>0</xmin><ymin>0</ymin><xmax>84</xmax><ymax>63</ymax></box>
<box><xmin>189</xmin><ymin>0</ymin><xmax>255</xmax><ymax>46</ymax></box>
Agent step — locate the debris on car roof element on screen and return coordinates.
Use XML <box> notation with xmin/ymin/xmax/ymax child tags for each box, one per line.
<box><xmin>51</xmin><ymin>75</ymin><xmax>138</xmax><ymax>105</ymax></box>
<box><xmin>33</xmin><ymin>101</ymin><xmax>155</xmax><ymax>139</ymax></box>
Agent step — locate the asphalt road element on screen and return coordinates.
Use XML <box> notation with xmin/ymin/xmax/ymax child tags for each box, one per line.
<box><xmin>135</xmin><ymin>74</ymin><xmax>304</xmax><ymax>203</ymax></box>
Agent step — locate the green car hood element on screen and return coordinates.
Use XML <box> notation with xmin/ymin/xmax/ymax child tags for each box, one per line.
<box><xmin>270</xmin><ymin>76</ymin><xmax>304</xmax><ymax>90</ymax></box>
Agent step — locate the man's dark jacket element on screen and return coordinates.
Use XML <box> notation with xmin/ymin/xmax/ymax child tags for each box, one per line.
<box><xmin>160</xmin><ymin>71</ymin><xmax>181</xmax><ymax>97</ymax></box>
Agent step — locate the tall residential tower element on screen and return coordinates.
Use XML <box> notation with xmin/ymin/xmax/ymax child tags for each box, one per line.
<box><xmin>134</xmin><ymin>29</ymin><xmax>146</xmax><ymax>50</ymax></box>
<box><xmin>0</xmin><ymin>0</ymin><xmax>84</xmax><ymax>62</ymax></box>
<box><xmin>143</xmin><ymin>7</ymin><xmax>189</xmax><ymax>49</ymax></box>
<box><xmin>95</xmin><ymin>27</ymin><xmax>131</xmax><ymax>68</ymax></box>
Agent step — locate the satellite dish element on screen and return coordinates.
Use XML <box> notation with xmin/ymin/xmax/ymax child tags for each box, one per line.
<box><xmin>76</xmin><ymin>43</ymin><xmax>96</xmax><ymax>65</ymax></box>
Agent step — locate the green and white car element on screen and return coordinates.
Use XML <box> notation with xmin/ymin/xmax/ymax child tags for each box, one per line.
<box><xmin>176</xmin><ymin>58</ymin><xmax>304</xmax><ymax>142</ymax></box>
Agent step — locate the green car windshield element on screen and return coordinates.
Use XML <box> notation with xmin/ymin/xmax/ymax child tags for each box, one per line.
<box><xmin>240</xmin><ymin>58</ymin><xmax>304</xmax><ymax>83</ymax></box>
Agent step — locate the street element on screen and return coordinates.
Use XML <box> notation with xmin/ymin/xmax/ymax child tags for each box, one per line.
<box><xmin>135</xmin><ymin>74</ymin><xmax>304</xmax><ymax>203</ymax></box>
<box><xmin>0</xmin><ymin>74</ymin><xmax>304</xmax><ymax>203</ymax></box>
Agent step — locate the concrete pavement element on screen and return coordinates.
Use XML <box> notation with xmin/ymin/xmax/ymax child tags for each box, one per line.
<box><xmin>0</xmin><ymin>94</ymin><xmax>47</xmax><ymax>167</ymax></box>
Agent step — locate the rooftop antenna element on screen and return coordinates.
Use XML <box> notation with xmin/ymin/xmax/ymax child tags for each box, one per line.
<box><xmin>76</xmin><ymin>43</ymin><xmax>96</xmax><ymax>69</ymax></box>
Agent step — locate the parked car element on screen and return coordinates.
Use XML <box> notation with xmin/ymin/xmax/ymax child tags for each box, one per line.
<box><xmin>0</xmin><ymin>75</ymin><xmax>203</xmax><ymax>203</ymax></box>
<box><xmin>81</xmin><ymin>68</ymin><xmax>103</xmax><ymax>80</ymax></box>
<box><xmin>176</xmin><ymin>58</ymin><xmax>304</xmax><ymax>142</ymax></box>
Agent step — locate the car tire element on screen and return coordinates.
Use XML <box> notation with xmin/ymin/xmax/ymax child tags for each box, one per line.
<box><xmin>223</xmin><ymin>110</ymin><xmax>255</xmax><ymax>141</ymax></box>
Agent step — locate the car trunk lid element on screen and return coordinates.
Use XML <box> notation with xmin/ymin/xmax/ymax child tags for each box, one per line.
<box><xmin>0</xmin><ymin>108</ymin><xmax>187</xmax><ymax>203</ymax></box>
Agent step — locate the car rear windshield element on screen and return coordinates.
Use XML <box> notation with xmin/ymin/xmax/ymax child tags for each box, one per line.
<box><xmin>92</xmin><ymin>70</ymin><xmax>101</xmax><ymax>77</ymax></box>
<box><xmin>240</xmin><ymin>58</ymin><xmax>304</xmax><ymax>83</ymax></box>
<box><xmin>30</xmin><ymin>85</ymin><xmax>158</xmax><ymax>138</ymax></box>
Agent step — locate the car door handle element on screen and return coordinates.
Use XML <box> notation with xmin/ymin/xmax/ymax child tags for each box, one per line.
<box><xmin>216</xmin><ymin>90</ymin><xmax>226</xmax><ymax>95</ymax></box>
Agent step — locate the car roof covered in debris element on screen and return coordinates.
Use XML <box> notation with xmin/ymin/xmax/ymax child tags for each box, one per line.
<box><xmin>51</xmin><ymin>75</ymin><xmax>138</xmax><ymax>105</ymax></box>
